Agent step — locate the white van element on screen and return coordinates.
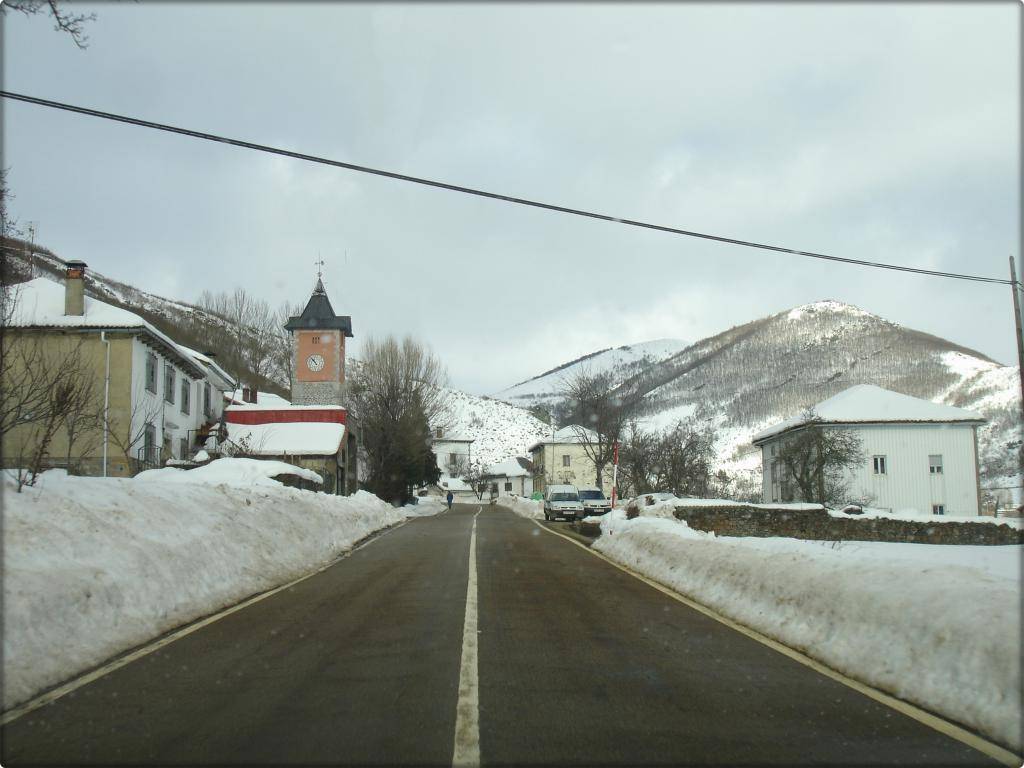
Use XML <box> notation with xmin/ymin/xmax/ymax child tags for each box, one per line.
<box><xmin>543</xmin><ymin>484</ymin><xmax>583</xmax><ymax>521</ymax></box>
<box><xmin>578</xmin><ymin>486</ymin><xmax>612</xmax><ymax>515</ymax></box>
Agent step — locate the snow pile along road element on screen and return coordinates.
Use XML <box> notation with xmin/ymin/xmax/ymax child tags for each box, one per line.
<box><xmin>495</xmin><ymin>495</ymin><xmax>543</xmax><ymax>519</ymax></box>
<box><xmin>3</xmin><ymin>461</ymin><xmax>438</xmax><ymax>711</ymax></box>
<box><xmin>593</xmin><ymin>511</ymin><xmax>1022</xmax><ymax>752</ymax></box>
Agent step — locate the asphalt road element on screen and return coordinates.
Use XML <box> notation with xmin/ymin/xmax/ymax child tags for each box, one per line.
<box><xmin>1</xmin><ymin>504</ymin><xmax>1002</xmax><ymax>766</ymax></box>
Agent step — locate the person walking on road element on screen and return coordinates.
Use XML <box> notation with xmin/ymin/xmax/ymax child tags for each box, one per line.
<box><xmin>446</xmin><ymin>490</ymin><xmax>454</xmax><ymax>511</ymax></box>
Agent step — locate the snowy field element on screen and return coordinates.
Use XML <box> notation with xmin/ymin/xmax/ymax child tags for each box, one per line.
<box><xmin>592</xmin><ymin>510</ymin><xmax>1022</xmax><ymax>751</ymax></box>
<box><xmin>3</xmin><ymin>461</ymin><xmax>442</xmax><ymax>711</ymax></box>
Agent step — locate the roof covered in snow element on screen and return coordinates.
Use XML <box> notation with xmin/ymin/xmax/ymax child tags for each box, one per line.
<box><xmin>8</xmin><ymin>277</ymin><xmax>206</xmax><ymax>378</ymax></box>
<box><xmin>483</xmin><ymin>456</ymin><xmax>532</xmax><ymax>478</ymax></box>
<box><xmin>527</xmin><ymin>425</ymin><xmax>599</xmax><ymax>452</ymax></box>
<box><xmin>752</xmin><ymin>385</ymin><xmax>986</xmax><ymax>443</ymax></box>
<box><xmin>225</xmin><ymin>422</ymin><xmax>346</xmax><ymax>456</ymax></box>
<box><xmin>178</xmin><ymin>345</ymin><xmax>235</xmax><ymax>391</ymax></box>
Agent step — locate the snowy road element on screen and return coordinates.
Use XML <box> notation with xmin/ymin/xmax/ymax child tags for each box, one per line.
<box><xmin>1</xmin><ymin>504</ymin><xmax>1002</xmax><ymax>765</ymax></box>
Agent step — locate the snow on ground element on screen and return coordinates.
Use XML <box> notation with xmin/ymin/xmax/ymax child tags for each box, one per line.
<box><xmin>494</xmin><ymin>495</ymin><xmax>543</xmax><ymax>519</ymax></box>
<box><xmin>136</xmin><ymin>457</ymin><xmax>323</xmax><ymax>486</ymax></box>
<box><xmin>3</xmin><ymin>462</ymin><xmax>439</xmax><ymax>711</ymax></box>
<box><xmin>592</xmin><ymin>510</ymin><xmax>1022</xmax><ymax>751</ymax></box>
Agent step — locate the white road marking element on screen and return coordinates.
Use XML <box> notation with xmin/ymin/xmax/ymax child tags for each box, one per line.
<box><xmin>1</xmin><ymin>518</ymin><xmax>414</xmax><ymax>727</ymax></box>
<box><xmin>530</xmin><ymin>519</ymin><xmax>1022</xmax><ymax>768</ymax></box>
<box><xmin>452</xmin><ymin>508</ymin><xmax>482</xmax><ymax>767</ymax></box>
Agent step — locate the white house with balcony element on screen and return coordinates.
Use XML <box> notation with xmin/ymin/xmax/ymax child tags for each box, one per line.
<box><xmin>752</xmin><ymin>385</ymin><xmax>986</xmax><ymax>516</ymax></box>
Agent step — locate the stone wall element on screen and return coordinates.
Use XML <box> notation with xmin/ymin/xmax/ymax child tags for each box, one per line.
<box><xmin>668</xmin><ymin>504</ymin><xmax>1023</xmax><ymax>546</ymax></box>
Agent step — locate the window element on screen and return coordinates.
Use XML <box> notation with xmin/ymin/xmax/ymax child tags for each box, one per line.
<box><xmin>872</xmin><ymin>456</ymin><xmax>887</xmax><ymax>475</ymax></box>
<box><xmin>562</xmin><ymin>455</ymin><xmax>570</xmax><ymax>467</ymax></box>
<box><xmin>929</xmin><ymin>455</ymin><xmax>943</xmax><ymax>474</ymax></box>
<box><xmin>448</xmin><ymin>453</ymin><xmax>459</xmax><ymax>468</ymax></box>
<box><xmin>312</xmin><ymin>335</ymin><xmax>320</xmax><ymax>344</ymax></box>
<box><xmin>932</xmin><ymin>504</ymin><xmax>945</xmax><ymax>516</ymax></box>
<box><xmin>145</xmin><ymin>353</ymin><xmax>158</xmax><ymax>393</ymax></box>
<box><xmin>180</xmin><ymin>378</ymin><xmax>191</xmax><ymax>415</ymax></box>
<box><xmin>504</xmin><ymin>481</ymin><xmax>513</xmax><ymax>492</ymax></box>
<box><xmin>164</xmin><ymin>364</ymin><xmax>175</xmax><ymax>404</ymax></box>
<box><xmin>203</xmin><ymin>383</ymin><xmax>212</xmax><ymax>418</ymax></box>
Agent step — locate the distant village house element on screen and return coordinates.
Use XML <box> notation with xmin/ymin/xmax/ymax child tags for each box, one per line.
<box><xmin>753</xmin><ymin>385</ymin><xmax>985</xmax><ymax>516</ymax></box>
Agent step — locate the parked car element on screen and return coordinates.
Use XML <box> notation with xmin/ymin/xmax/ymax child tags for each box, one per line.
<box><xmin>543</xmin><ymin>484</ymin><xmax>583</xmax><ymax>521</ymax></box>
<box><xmin>578</xmin><ymin>487</ymin><xmax>611</xmax><ymax>516</ymax></box>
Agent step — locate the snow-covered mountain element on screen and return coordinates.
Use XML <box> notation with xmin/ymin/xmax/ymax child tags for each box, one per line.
<box><xmin>496</xmin><ymin>300</ymin><xmax>1021</xmax><ymax>498</ymax></box>
<box><xmin>494</xmin><ymin>338</ymin><xmax>688</xmax><ymax>407</ymax></box>
<box><xmin>443</xmin><ymin>389</ymin><xmax>549</xmax><ymax>468</ymax></box>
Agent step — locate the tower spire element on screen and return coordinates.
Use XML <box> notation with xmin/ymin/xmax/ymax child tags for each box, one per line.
<box><xmin>314</xmin><ymin>255</ymin><xmax>326</xmax><ymax>294</ymax></box>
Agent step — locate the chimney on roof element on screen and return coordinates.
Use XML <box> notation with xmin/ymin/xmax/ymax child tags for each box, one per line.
<box><xmin>64</xmin><ymin>260</ymin><xmax>87</xmax><ymax>316</ymax></box>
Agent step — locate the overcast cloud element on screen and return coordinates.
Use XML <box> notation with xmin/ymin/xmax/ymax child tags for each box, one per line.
<box><xmin>3</xmin><ymin>2</ymin><xmax>1020</xmax><ymax>394</ymax></box>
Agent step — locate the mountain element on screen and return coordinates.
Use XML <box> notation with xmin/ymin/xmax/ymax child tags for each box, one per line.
<box><xmin>495</xmin><ymin>338</ymin><xmax>689</xmax><ymax>407</ymax></box>
<box><xmin>497</xmin><ymin>300</ymin><xmax>1021</xmax><ymax>499</ymax></box>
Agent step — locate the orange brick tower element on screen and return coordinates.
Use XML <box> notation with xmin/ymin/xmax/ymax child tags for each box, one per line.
<box><xmin>284</xmin><ymin>277</ymin><xmax>353</xmax><ymax>406</ymax></box>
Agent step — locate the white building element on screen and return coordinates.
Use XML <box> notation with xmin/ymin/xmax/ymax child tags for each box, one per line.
<box><xmin>752</xmin><ymin>385</ymin><xmax>985</xmax><ymax>515</ymax></box>
<box><xmin>432</xmin><ymin>432</ymin><xmax>475</xmax><ymax>475</ymax></box>
<box><xmin>482</xmin><ymin>457</ymin><xmax>534</xmax><ymax>497</ymax></box>
<box><xmin>528</xmin><ymin>425</ymin><xmax>614</xmax><ymax>494</ymax></box>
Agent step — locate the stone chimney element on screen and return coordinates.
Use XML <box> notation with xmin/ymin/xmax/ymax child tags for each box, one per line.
<box><xmin>64</xmin><ymin>261</ymin><xmax>87</xmax><ymax>316</ymax></box>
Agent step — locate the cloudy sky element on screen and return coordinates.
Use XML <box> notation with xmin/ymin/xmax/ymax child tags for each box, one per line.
<box><xmin>3</xmin><ymin>3</ymin><xmax>1020</xmax><ymax>394</ymax></box>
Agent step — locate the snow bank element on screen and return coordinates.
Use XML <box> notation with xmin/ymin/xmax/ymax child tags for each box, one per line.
<box><xmin>495</xmin><ymin>495</ymin><xmax>543</xmax><ymax>519</ymax></box>
<box><xmin>593</xmin><ymin>511</ymin><xmax>1022</xmax><ymax>751</ymax></box>
<box><xmin>135</xmin><ymin>457</ymin><xmax>323</xmax><ymax>486</ymax></box>
<box><xmin>3</xmin><ymin>468</ymin><xmax>437</xmax><ymax>711</ymax></box>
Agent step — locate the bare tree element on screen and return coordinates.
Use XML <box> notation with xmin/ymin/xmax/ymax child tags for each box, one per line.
<box><xmin>105</xmin><ymin>385</ymin><xmax>164</xmax><ymax>473</ymax></box>
<box><xmin>775</xmin><ymin>409</ymin><xmax>865</xmax><ymax>506</ymax></box>
<box><xmin>619</xmin><ymin>421</ymin><xmax>658</xmax><ymax>497</ymax></box>
<box><xmin>652</xmin><ymin>418</ymin><xmax>717</xmax><ymax>497</ymax></box>
<box><xmin>1</xmin><ymin>1</ymin><xmax>97</xmax><ymax>48</ymax></box>
<box><xmin>560</xmin><ymin>368</ymin><xmax>639</xmax><ymax>489</ymax></box>
<box><xmin>2</xmin><ymin>339</ymin><xmax>106</xmax><ymax>489</ymax></box>
<box><xmin>348</xmin><ymin>335</ymin><xmax>453</xmax><ymax>504</ymax></box>
<box><xmin>462</xmin><ymin>460</ymin><xmax>487</xmax><ymax>500</ymax></box>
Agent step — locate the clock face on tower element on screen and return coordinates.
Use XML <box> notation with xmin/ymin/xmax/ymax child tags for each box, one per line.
<box><xmin>306</xmin><ymin>353</ymin><xmax>325</xmax><ymax>372</ymax></box>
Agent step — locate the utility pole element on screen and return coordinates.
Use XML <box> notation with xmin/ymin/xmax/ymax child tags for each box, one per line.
<box><xmin>1011</xmin><ymin>255</ymin><xmax>1024</xmax><ymax>426</ymax></box>
<box><xmin>26</xmin><ymin>222</ymin><xmax>36</xmax><ymax>278</ymax></box>
<box><xmin>1010</xmin><ymin>256</ymin><xmax>1024</xmax><ymax>482</ymax></box>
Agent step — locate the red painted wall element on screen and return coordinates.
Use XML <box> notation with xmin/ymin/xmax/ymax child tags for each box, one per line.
<box><xmin>226</xmin><ymin>408</ymin><xmax>347</xmax><ymax>426</ymax></box>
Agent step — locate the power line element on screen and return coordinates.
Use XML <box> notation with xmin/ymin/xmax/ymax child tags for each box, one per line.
<box><xmin>1</xmin><ymin>89</ymin><xmax>1014</xmax><ymax>287</ymax></box>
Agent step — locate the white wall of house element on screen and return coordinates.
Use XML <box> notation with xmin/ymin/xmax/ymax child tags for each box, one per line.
<box><xmin>433</xmin><ymin>439</ymin><xmax>474</xmax><ymax>475</ymax></box>
<box><xmin>130</xmin><ymin>339</ymin><xmax>224</xmax><ymax>463</ymax></box>
<box><xmin>761</xmin><ymin>423</ymin><xmax>981</xmax><ymax>515</ymax></box>
<box><xmin>484</xmin><ymin>473</ymin><xmax>534</xmax><ymax>497</ymax></box>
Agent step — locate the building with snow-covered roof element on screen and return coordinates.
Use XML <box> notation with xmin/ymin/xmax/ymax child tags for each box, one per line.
<box><xmin>481</xmin><ymin>456</ymin><xmax>534</xmax><ymax>497</ymax></box>
<box><xmin>2</xmin><ymin>269</ymin><xmax>234</xmax><ymax>475</ymax></box>
<box><xmin>432</xmin><ymin>429</ymin><xmax>475</xmax><ymax>475</ymax></box>
<box><xmin>528</xmin><ymin>425</ymin><xmax>614</xmax><ymax>494</ymax></box>
<box><xmin>752</xmin><ymin>385</ymin><xmax>985</xmax><ymax>515</ymax></box>
<box><xmin>223</xmin><ymin>276</ymin><xmax>358</xmax><ymax>494</ymax></box>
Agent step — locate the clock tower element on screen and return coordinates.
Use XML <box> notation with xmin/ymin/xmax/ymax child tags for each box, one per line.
<box><xmin>284</xmin><ymin>277</ymin><xmax>353</xmax><ymax>406</ymax></box>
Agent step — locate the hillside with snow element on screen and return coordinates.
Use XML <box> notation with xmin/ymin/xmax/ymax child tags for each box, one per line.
<box><xmin>494</xmin><ymin>338</ymin><xmax>688</xmax><ymax>408</ymax></box>
<box><xmin>497</xmin><ymin>300</ymin><xmax>1021</xmax><ymax>500</ymax></box>
<box><xmin>444</xmin><ymin>389</ymin><xmax>549</xmax><ymax>468</ymax></box>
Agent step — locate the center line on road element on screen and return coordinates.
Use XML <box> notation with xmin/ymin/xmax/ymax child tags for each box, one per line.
<box><xmin>452</xmin><ymin>508</ymin><xmax>482</xmax><ymax>767</ymax></box>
